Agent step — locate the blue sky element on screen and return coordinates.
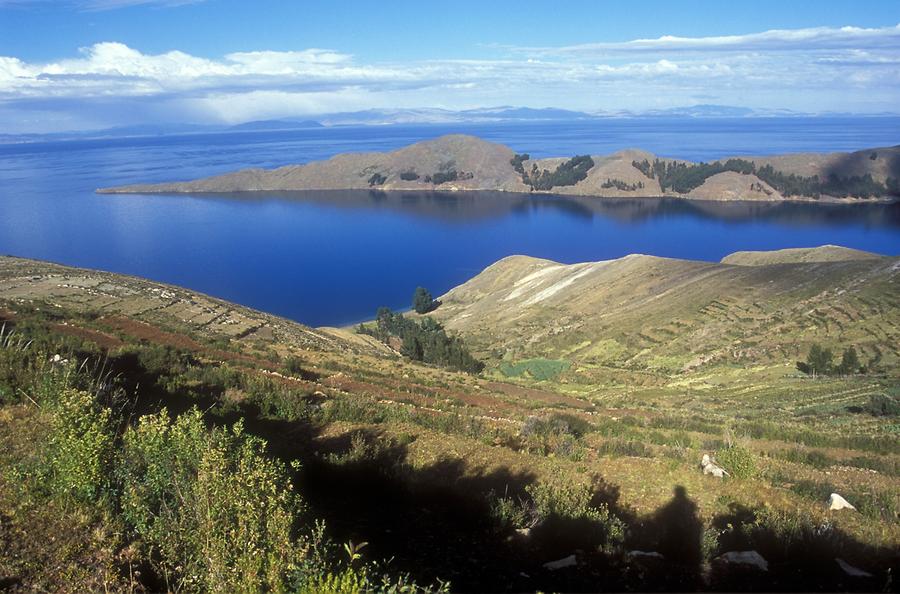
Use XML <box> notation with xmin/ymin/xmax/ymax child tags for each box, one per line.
<box><xmin>1</xmin><ymin>0</ymin><xmax>899</xmax><ymax>132</ymax></box>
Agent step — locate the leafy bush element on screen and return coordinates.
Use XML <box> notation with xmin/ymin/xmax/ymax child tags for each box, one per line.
<box><xmin>488</xmin><ymin>490</ymin><xmax>536</xmax><ymax>531</ymax></box>
<box><xmin>597</xmin><ymin>438</ymin><xmax>653</xmax><ymax>458</ymax></box>
<box><xmin>119</xmin><ymin>408</ymin><xmax>305</xmax><ymax>592</ymax></box>
<box><xmin>779</xmin><ymin>448</ymin><xmax>834</xmax><ymax>469</ymax></box>
<box><xmin>716</xmin><ymin>445</ymin><xmax>756</xmax><ymax>479</ymax></box>
<box><xmin>526</xmin><ymin>481</ymin><xmax>625</xmax><ymax>553</ymax></box>
<box><xmin>41</xmin><ymin>388</ymin><xmax>114</xmax><ymax>504</ymax></box>
<box><xmin>863</xmin><ymin>393</ymin><xmax>900</xmax><ymax>417</ymax></box>
<box><xmin>519</xmin><ymin>414</ymin><xmax>586</xmax><ymax>459</ymax></box>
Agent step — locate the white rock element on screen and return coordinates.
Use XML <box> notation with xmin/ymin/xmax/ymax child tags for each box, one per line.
<box><xmin>827</xmin><ymin>493</ymin><xmax>856</xmax><ymax>511</ymax></box>
<box><xmin>543</xmin><ymin>554</ymin><xmax>577</xmax><ymax>570</ymax></box>
<box><xmin>715</xmin><ymin>550</ymin><xmax>769</xmax><ymax>571</ymax></box>
<box><xmin>701</xmin><ymin>453</ymin><xmax>729</xmax><ymax>478</ymax></box>
<box><xmin>835</xmin><ymin>558</ymin><xmax>872</xmax><ymax>578</ymax></box>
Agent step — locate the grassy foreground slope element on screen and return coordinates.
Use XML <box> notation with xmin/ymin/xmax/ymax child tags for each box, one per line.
<box><xmin>0</xmin><ymin>251</ymin><xmax>898</xmax><ymax>592</ymax></box>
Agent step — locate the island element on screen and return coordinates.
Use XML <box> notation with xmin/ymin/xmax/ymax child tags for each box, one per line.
<box><xmin>98</xmin><ymin>134</ymin><xmax>900</xmax><ymax>202</ymax></box>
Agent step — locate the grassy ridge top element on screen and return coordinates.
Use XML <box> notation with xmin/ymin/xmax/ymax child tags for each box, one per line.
<box><xmin>721</xmin><ymin>245</ymin><xmax>883</xmax><ymax>266</ymax></box>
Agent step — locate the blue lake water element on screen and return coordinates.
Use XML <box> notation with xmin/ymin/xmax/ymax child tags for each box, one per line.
<box><xmin>1</xmin><ymin>118</ymin><xmax>898</xmax><ymax>326</ymax></box>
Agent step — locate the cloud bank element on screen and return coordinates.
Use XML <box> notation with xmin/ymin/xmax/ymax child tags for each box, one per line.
<box><xmin>2</xmin><ymin>24</ymin><xmax>899</xmax><ymax>132</ymax></box>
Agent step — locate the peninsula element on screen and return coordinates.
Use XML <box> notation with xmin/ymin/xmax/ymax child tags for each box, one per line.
<box><xmin>98</xmin><ymin>134</ymin><xmax>900</xmax><ymax>202</ymax></box>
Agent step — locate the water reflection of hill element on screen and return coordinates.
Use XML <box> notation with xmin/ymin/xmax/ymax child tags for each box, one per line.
<box><xmin>187</xmin><ymin>190</ymin><xmax>900</xmax><ymax>229</ymax></box>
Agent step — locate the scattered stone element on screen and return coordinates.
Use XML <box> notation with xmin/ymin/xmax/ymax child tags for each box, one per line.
<box><xmin>543</xmin><ymin>554</ymin><xmax>577</xmax><ymax>570</ymax></box>
<box><xmin>827</xmin><ymin>493</ymin><xmax>856</xmax><ymax>511</ymax></box>
<box><xmin>714</xmin><ymin>550</ymin><xmax>769</xmax><ymax>572</ymax></box>
<box><xmin>701</xmin><ymin>453</ymin><xmax>729</xmax><ymax>478</ymax></box>
<box><xmin>835</xmin><ymin>558</ymin><xmax>872</xmax><ymax>578</ymax></box>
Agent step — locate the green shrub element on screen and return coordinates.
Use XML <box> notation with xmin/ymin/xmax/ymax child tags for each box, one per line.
<box><xmin>779</xmin><ymin>448</ymin><xmax>834</xmax><ymax>470</ymax></box>
<box><xmin>716</xmin><ymin>445</ymin><xmax>756</xmax><ymax>479</ymax></box>
<box><xmin>41</xmin><ymin>388</ymin><xmax>114</xmax><ymax>504</ymax></box>
<box><xmin>863</xmin><ymin>393</ymin><xmax>900</xmax><ymax>417</ymax></box>
<box><xmin>488</xmin><ymin>490</ymin><xmax>535</xmax><ymax>531</ymax></box>
<box><xmin>520</xmin><ymin>414</ymin><xmax>583</xmax><ymax>457</ymax></box>
<box><xmin>119</xmin><ymin>408</ymin><xmax>304</xmax><ymax>592</ymax></box>
<box><xmin>597</xmin><ymin>438</ymin><xmax>653</xmax><ymax>458</ymax></box>
<box><xmin>526</xmin><ymin>481</ymin><xmax>625</xmax><ymax>552</ymax></box>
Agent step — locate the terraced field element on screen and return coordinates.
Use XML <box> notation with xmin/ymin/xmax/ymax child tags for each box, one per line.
<box><xmin>0</xmin><ymin>249</ymin><xmax>897</xmax><ymax>591</ymax></box>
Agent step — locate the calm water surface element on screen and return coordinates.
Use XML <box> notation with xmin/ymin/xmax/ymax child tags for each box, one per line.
<box><xmin>1</xmin><ymin>118</ymin><xmax>898</xmax><ymax>326</ymax></box>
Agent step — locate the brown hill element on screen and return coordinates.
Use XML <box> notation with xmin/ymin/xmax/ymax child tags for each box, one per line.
<box><xmin>98</xmin><ymin>135</ymin><xmax>900</xmax><ymax>202</ymax></box>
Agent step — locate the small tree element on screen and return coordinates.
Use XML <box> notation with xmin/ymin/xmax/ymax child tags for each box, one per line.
<box><xmin>412</xmin><ymin>286</ymin><xmax>438</xmax><ymax>314</ymax></box>
<box><xmin>838</xmin><ymin>346</ymin><xmax>860</xmax><ymax>375</ymax></box>
<box><xmin>805</xmin><ymin>343</ymin><xmax>833</xmax><ymax>376</ymax></box>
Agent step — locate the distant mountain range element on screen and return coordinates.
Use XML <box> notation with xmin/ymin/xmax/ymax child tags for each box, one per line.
<box><xmin>2</xmin><ymin>105</ymin><xmax>898</xmax><ymax>144</ymax></box>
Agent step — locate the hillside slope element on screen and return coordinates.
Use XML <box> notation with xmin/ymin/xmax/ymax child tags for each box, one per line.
<box><xmin>98</xmin><ymin>135</ymin><xmax>900</xmax><ymax>202</ymax></box>
<box><xmin>2</xmin><ymin>252</ymin><xmax>898</xmax><ymax>592</ymax></box>
<box><xmin>431</xmin><ymin>247</ymin><xmax>900</xmax><ymax>376</ymax></box>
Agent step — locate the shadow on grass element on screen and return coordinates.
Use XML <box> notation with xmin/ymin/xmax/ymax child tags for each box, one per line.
<box><xmin>83</xmin><ymin>341</ymin><xmax>900</xmax><ymax>592</ymax></box>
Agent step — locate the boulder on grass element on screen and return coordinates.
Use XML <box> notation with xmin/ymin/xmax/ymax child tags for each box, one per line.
<box><xmin>827</xmin><ymin>493</ymin><xmax>856</xmax><ymax>511</ymax></box>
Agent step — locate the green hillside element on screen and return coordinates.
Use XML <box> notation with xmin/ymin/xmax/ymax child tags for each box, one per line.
<box><xmin>0</xmin><ymin>251</ymin><xmax>897</xmax><ymax>592</ymax></box>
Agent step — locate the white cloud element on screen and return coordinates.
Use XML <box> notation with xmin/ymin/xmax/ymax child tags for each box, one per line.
<box><xmin>512</xmin><ymin>24</ymin><xmax>900</xmax><ymax>56</ymax></box>
<box><xmin>1</xmin><ymin>22</ymin><xmax>899</xmax><ymax>132</ymax></box>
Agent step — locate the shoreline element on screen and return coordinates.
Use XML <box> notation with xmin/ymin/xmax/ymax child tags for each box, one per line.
<box><xmin>96</xmin><ymin>185</ymin><xmax>899</xmax><ymax>204</ymax></box>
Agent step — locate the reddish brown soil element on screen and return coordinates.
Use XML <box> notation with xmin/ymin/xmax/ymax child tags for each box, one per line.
<box><xmin>50</xmin><ymin>323</ymin><xmax>125</xmax><ymax>350</ymax></box>
<box><xmin>99</xmin><ymin>315</ymin><xmax>280</xmax><ymax>370</ymax></box>
<box><xmin>482</xmin><ymin>380</ymin><xmax>593</xmax><ymax>410</ymax></box>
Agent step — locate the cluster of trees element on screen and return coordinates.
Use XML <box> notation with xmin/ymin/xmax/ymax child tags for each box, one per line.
<box><xmin>525</xmin><ymin>155</ymin><xmax>595</xmax><ymax>191</ymax></box>
<box><xmin>423</xmin><ymin>169</ymin><xmax>474</xmax><ymax>185</ymax></box>
<box><xmin>400</xmin><ymin>170</ymin><xmax>420</xmax><ymax>181</ymax></box>
<box><xmin>818</xmin><ymin>173</ymin><xmax>889</xmax><ymax>199</ymax></box>
<box><xmin>632</xmin><ymin>157</ymin><xmax>898</xmax><ymax>199</ymax></box>
<box><xmin>427</xmin><ymin>169</ymin><xmax>458</xmax><ymax>185</ymax></box>
<box><xmin>359</xmin><ymin>307</ymin><xmax>484</xmax><ymax>374</ymax></box>
<box><xmin>367</xmin><ymin>172</ymin><xmax>387</xmax><ymax>186</ymax></box>
<box><xmin>796</xmin><ymin>343</ymin><xmax>864</xmax><ymax>376</ymax></box>
<box><xmin>633</xmin><ymin>158</ymin><xmax>754</xmax><ymax>193</ymax></box>
<box><xmin>601</xmin><ymin>178</ymin><xmax>644</xmax><ymax>191</ymax></box>
<box><xmin>510</xmin><ymin>153</ymin><xmax>530</xmax><ymax>175</ymax></box>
